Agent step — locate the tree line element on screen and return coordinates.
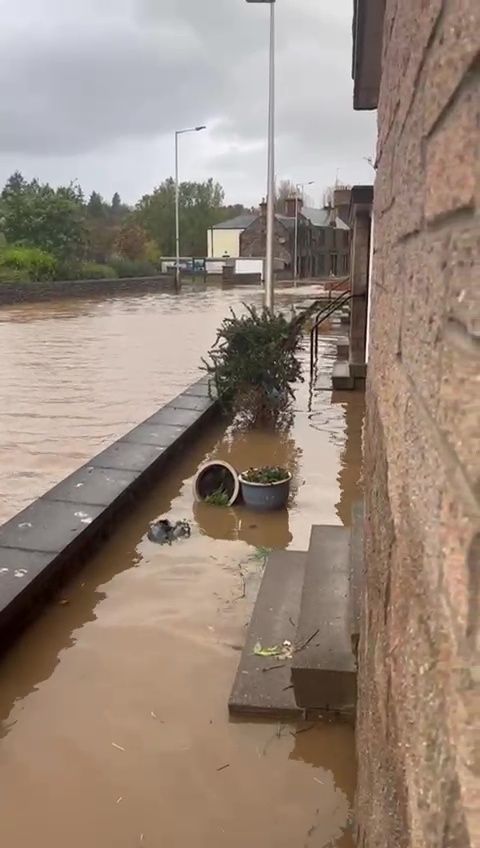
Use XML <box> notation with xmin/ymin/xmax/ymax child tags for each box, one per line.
<box><xmin>0</xmin><ymin>172</ymin><xmax>250</xmax><ymax>283</ymax></box>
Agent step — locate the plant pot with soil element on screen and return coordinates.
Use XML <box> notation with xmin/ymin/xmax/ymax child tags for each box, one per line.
<box><xmin>239</xmin><ymin>466</ymin><xmax>292</xmax><ymax>512</ymax></box>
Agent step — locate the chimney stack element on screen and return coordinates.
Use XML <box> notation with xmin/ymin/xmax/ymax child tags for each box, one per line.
<box><xmin>285</xmin><ymin>196</ymin><xmax>302</xmax><ymax>218</ymax></box>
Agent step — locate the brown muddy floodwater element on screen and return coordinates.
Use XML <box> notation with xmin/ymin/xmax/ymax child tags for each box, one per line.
<box><xmin>0</xmin><ymin>284</ymin><xmax>364</xmax><ymax>848</ymax></box>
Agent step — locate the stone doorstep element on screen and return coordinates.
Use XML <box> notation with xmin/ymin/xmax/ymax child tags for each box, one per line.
<box><xmin>291</xmin><ymin>525</ymin><xmax>356</xmax><ymax>714</ymax></box>
<box><xmin>337</xmin><ymin>340</ymin><xmax>350</xmax><ymax>360</ymax></box>
<box><xmin>350</xmin><ymin>362</ymin><xmax>367</xmax><ymax>379</ymax></box>
<box><xmin>228</xmin><ymin>550</ymin><xmax>306</xmax><ymax>719</ymax></box>
<box><xmin>332</xmin><ymin>361</ymin><xmax>355</xmax><ymax>390</ymax></box>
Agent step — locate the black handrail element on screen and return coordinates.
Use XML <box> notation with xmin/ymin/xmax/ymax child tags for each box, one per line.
<box><xmin>327</xmin><ymin>276</ymin><xmax>349</xmax><ymax>305</ymax></box>
<box><xmin>309</xmin><ymin>291</ymin><xmax>355</xmax><ymax>374</ymax></box>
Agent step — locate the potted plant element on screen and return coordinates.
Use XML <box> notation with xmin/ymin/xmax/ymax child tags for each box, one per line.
<box><xmin>203</xmin><ymin>306</ymin><xmax>303</xmax><ymax>429</ymax></box>
<box><xmin>239</xmin><ymin>466</ymin><xmax>292</xmax><ymax>512</ymax></box>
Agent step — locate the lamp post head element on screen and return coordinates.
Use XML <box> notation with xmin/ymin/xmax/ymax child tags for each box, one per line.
<box><xmin>195</xmin><ymin>126</ymin><xmax>206</xmax><ymax>132</ymax></box>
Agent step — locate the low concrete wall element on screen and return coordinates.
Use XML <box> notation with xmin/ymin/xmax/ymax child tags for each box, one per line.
<box><xmin>0</xmin><ymin>275</ymin><xmax>175</xmax><ymax>306</ymax></box>
<box><xmin>0</xmin><ymin>377</ymin><xmax>218</xmax><ymax>652</ymax></box>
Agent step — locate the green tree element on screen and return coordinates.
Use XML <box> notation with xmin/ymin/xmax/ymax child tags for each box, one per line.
<box><xmin>1</xmin><ymin>172</ymin><xmax>88</xmax><ymax>265</ymax></box>
<box><xmin>136</xmin><ymin>177</ymin><xmax>227</xmax><ymax>256</ymax></box>
<box><xmin>86</xmin><ymin>191</ymin><xmax>108</xmax><ymax>220</ymax></box>
<box><xmin>110</xmin><ymin>192</ymin><xmax>130</xmax><ymax>223</ymax></box>
<box><xmin>113</xmin><ymin>222</ymin><xmax>149</xmax><ymax>261</ymax></box>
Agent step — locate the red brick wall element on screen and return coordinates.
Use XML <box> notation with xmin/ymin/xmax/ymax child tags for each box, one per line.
<box><xmin>358</xmin><ymin>2</ymin><xmax>480</xmax><ymax>846</ymax></box>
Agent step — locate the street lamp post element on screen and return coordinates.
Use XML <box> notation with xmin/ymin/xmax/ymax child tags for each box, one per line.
<box><xmin>293</xmin><ymin>181</ymin><xmax>314</xmax><ymax>287</ymax></box>
<box><xmin>174</xmin><ymin>125</ymin><xmax>206</xmax><ymax>292</ymax></box>
<box><xmin>246</xmin><ymin>0</ymin><xmax>275</xmax><ymax>311</ymax></box>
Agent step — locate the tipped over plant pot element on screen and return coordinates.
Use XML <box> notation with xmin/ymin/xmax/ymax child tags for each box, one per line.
<box><xmin>193</xmin><ymin>460</ymin><xmax>240</xmax><ymax>507</ymax></box>
<box><xmin>239</xmin><ymin>466</ymin><xmax>291</xmax><ymax>512</ymax></box>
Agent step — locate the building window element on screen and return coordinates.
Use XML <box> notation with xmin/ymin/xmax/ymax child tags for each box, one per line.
<box><xmin>342</xmin><ymin>253</ymin><xmax>349</xmax><ymax>273</ymax></box>
<box><xmin>330</xmin><ymin>253</ymin><xmax>338</xmax><ymax>276</ymax></box>
<box><xmin>343</xmin><ymin>230</ymin><xmax>350</xmax><ymax>248</ymax></box>
<box><xmin>317</xmin><ymin>254</ymin><xmax>325</xmax><ymax>276</ymax></box>
<box><xmin>318</xmin><ymin>228</ymin><xmax>325</xmax><ymax>245</ymax></box>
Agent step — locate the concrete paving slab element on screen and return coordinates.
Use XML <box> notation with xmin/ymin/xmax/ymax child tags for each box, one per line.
<box><xmin>162</xmin><ymin>394</ymin><xmax>213</xmax><ymax>412</ymax></box>
<box><xmin>292</xmin><ymin>525</ymin><xmax>356</xmax><ymax>713</ymax></box>
<box><xmin>46</xmin><ymin>466</ymin><xmax>139</xmax><ymax>507</ymax></box>
<box><xmin>0</xmin><ymin>499</ymin><xmax>104</xmax><ymax>554</ymax></box>
<box><xmin>90</xmin><ymin>441</ymin><xmax>168</xmax><ymax>472</ymax></box>
<box><xmin>122</xmin><ymin>422</ymin><xmax>184</xmax><ymax>447</ymax></box>
<box><xmin>183</xmin><ymin>377</ymin><xmax>215</xmax><ymax>398</ymax></box>
<box><xmin>229</xmin><ymin>550</ymin><xmax>306</xmax><ymax>720</ymax></box>
<box><xmin>148</xmin><ymin>405</ymin><xmax>203</xmax><ymax>428</ymax></box>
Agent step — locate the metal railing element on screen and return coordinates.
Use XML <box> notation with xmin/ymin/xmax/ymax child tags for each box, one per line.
<box><xmin>327</xmin><ymin>275</ymin><xmax>349</xmax><ymax>304</ymax></box>
<box><xmin>309</xmin><ymin>290</ymin><xmax>355</xmax><ymax>374</ymax></box>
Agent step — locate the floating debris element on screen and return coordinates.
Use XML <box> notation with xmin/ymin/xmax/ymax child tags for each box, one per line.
<box><xmin>253</xmin><ymin>640</ymin><xmax>293</xmax><ymax>660</ymax></box>
<box><xmin>112</xmin><ymin>742</ymin><xmax>125</xmax><ymax>752</ymax></box>
<box><xmin>147</xmin><ymin>519</ymin><xmax>191</xmax><ymax>545</ymax></box>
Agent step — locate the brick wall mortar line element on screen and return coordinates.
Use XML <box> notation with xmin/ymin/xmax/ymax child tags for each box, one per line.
<box><xmin>424</xmin><ymin>40</ymin><xmax>480</xmax><ymax>140</ymax></box>
<box><xmin>401</xmin><ymin>363</ymin><xmax>480</xmax><ymax>518</ymax></box>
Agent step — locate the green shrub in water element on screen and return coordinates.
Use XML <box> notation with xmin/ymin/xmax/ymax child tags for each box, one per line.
<box><xmin>203</xmin><ymin>305</ymin><xmax>303</xmax><ymax>429</ymax></box>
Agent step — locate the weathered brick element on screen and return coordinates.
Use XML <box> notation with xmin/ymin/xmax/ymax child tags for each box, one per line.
<box><xmin>425</xmin><ymin>86</ymin><xmax>478</xmax><ymax>223</ymax></box>
<box><xmin>391</xmin><ymin>105</ymin><xmax>426</xmax><ymax>238</ymax></box>
<box><xmin>439</xmin><ymin>486</ymin><xmax>479</xmax><ymax>640</ymax></box>
<box><xmin>423</xmin><ymin>0</ymin><xmax>480</xmax><ymax>134</ymax></box>
<box><xmin>445</xmin><ymin>224</ymin><xmax>480</xmax><ymax>343</ymax></box>
<box><xmin>437</xmin><ymin>337</ymin><xmax>480</xmax><ymax>488</ymax></box>
<box><xmin>395</xmin><ymin>0</ymin><xmax>443</xmax><ymax>132</ymax></box>
<box><xmin>400</xmin><ymin>229</ymin><xmax>450</xmax><ymax>415</ymax></box>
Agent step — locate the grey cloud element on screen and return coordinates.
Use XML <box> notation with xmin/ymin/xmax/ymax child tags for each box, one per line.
<box><xmin>0</xmin><ymin>0</ymin><xmax>376</xmax><ymax>202</ymax></box>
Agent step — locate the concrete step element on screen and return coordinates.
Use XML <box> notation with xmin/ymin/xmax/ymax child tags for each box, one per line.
<box><xmin>228</xmin><ymin>550</ymin><xmax>306</xmax><ymax>719</ymax></box>
<box><xmin>336</xmin><ymin>337</ymin><xmax>350</xmax><ymax>360</ymax></box>
<box><xmin>332</xmin><ymin>361</ymin><xmax>355</xmax><ymax>390</ymax></box>
<box><xmin>291</xmin><ymin>525</ymin><xmax>356</xmax><ymax>714</ymax></box>
<box><xmin>349</xmin><ymin>502</ymin><xmax>365</xmax><ymax>660</ymax></box>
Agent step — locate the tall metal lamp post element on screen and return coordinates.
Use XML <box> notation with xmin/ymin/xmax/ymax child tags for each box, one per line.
<box><xmin>293</xmin><ymin>180</ymin><xmax>314</xmax><ymax>287</ymax></box>
<box><xmin>174</xmin><ymin>125</ymin><xmax>206</xmax><ymax>292</ymax></box>
<box><xmin>246</xmin><ymin>0</ymin><xmax>275</xmax><ymax>311</ymax></box>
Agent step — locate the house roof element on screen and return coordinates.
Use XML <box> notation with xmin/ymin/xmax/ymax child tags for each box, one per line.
<box><xmin>275</xmin><ymin>214</ymin><xmax>296</xmax><ymax>229</ymax></box>
<box><xmin>211</xmin><ymin>213</ymin><xmax>257</xmax><ymax>230</ymax></box>
<box><xmin>212</xmin><ymin>207</ymin><xmax>350</xmax><ymax>233</ymax></box>
<box><xmin>302</xmin><ymin>206</ymin><xmax>350</xmax><ymax>230</ymax></box>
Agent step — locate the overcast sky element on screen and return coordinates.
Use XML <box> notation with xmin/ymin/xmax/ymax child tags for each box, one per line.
<box><xmin>0</xmin><ymin>0</ymin><xmax>377</xmax><ymax>207</ymax></box>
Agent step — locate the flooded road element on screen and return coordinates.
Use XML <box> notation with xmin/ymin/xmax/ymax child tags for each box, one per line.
<box><xmin>0</xmin><ymin>284</ymin><xmax>302</xmax><ymax>524</ymax></box>
<box><xmin>0</xmin><ymin>286</ymin><xmax>363</xmax><ymax>848</ymax></box>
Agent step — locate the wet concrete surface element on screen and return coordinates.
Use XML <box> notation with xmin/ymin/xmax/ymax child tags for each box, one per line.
<box><xmin>0</xmin><ymin>286</ymin><xmax>363</xmax><ymax>847</ymax></box>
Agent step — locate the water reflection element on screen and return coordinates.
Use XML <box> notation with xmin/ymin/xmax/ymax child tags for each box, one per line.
<box><xmin>194</xmin><ymin>501</ymin><xmax>292</xmax><ymax>549</ymax></box>
<box><xmin>335</xmin><ymin>393</ymin><xmax>364</xmax><ymax>526</ymax></box>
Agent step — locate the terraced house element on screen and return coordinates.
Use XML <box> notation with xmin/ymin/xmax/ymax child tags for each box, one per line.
<box><xmin>238</xmin><ymin>196</ymin><xmax>350</xmax><ymax>278</ymax></box>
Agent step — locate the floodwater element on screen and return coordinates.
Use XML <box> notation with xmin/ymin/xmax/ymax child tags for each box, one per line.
<box><xmin>0</xmin><ymin>285</ymin><xmax>364</xmax><ymax>848</ymax></box>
